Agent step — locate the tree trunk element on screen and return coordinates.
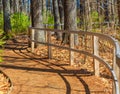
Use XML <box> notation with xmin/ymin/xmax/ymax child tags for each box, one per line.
<box><xmin>58</xmin><ymin>0</ymin><xmax>64</xmax><ymax>29</ymax></box>
<box><xmin>0</xmin><ymin>0</ymin><xmax>3</xmax><ymax>13</ymax></box>
<box><xmin>42</xmin><ymin>0</ymin><xmax>46</xmax><ymax>21</ymax></box>
<box><xmin>52</xmin><ymin>0</ymin><xmax>62</xmax><ymax>40</ymax></box>
<box><xmin>117</xmin><ymin>0</ymin><xmax>120</xmax><ymax>25</ymax></box>
<box><xmin>31</xmin><ymin>0</ymin><xmax>45</xmax><ymax>45</ymax></box>
<box><xmin>13</xmin><ymin>0</ymin><xmax>19</xmax><ymax>13</ymax></box>
<box><xmin>19</xmin><ymin>0</ymin><xmax>22</xmax><ymax>12</ymax></box>
<box><xmin>2</xmin><ymin>0</ymin><xmax>11</xmax><ymax>37</ymax></box>
<box><xmin>79</xmin><ymin>0</ymin><xmax>85</xmax><ymax>27</ymax></box>
<box><xmin>47</xmin><ymin>0</ymin><xmax>52</xmax><ymax>13</ymax></box>
<box><xmin>104</xmin><ymin>0</ymin><xmax>109</xmax><ymax>23</ymax></box>
<box><xmin>10</xmin><ymin>0</ymin><xmax>14</xmax><ymax>14</ymax></box>
<box><xmin>62</xmin><ymin>0</ymin><xmax>77</xmax><ymax>44</ymax></box>
<box><xmin>22</xmin><ymin>0</ymin><xmax>28</xmax><ymax>13</ymax></box>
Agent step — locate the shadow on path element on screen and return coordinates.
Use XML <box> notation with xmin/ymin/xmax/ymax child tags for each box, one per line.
<box><xmin>2</xmin><ymin>37</ymin><xmax>101</xmax><ymax>94</ymax></box>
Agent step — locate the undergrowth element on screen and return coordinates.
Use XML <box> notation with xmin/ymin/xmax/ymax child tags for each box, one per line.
<box><xmin>0</xmin><ymin>30</ymin><xmax>5</xmax><ymax>62</ymax></box>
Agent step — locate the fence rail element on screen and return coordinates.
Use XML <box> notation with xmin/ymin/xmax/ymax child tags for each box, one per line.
<box><xmin>28</xmin><ymin>27</ymin><xmax>120</xmax><ymax>94</ymax></box>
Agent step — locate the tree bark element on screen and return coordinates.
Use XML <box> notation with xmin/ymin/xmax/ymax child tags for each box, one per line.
<box><xmin>62</xmin><ymin>0</ymin><xmax>77</xmax><ymax>44</ymax></box>
<box><xmin>10</xmin><ymin>0</ymin><xmax>14</xmax><ymax>14</ymax></box>
<box><xmin>13</xmin><ymin>0</ymin><xmax>19</xmax><ymax>13</ymax></box>
<box><xmin>22</xmin><ymin>0</ymin><xmax>28</xmax><ymax>13</ymax></box>
<box><xmin>31</xmin><ymin>0</ymin><xmax>45</xmax><ymax>45</ymax></box>
<box><xmin>42</xmin><ymin>0</ymin><xmax>46</xmax><ymax>19</ymax></box>
<box><xmin>79</xmin><ymin>0</ymin><xmax>85</xmax><ymax>27</ymax></box>
<box><xmin>117</xmin><ymin>0</ymin><xmax>120</xmax><ymax>25</ymax></box>
<box><xmin>52</xmin><ymin>0</ymin><xmax>62</xmax><ymax>40</ymax></box>
<box><xmin>19</xmin><ymin>0</ymin><xmax>22</xmax><ymax>12</ymax></box>
<box><xmin>0</xmin><ymin>0</ymin><xmax>3</xmax><ymax>13</ymax></box>
<box><xmin>3</xmin><ymin>0</ymin><xmax>11</xmax><ymax>37</ymax></box>
<box><xmin>58</xmin><ymin>0</ymin><xmax>64</xmax><ymax>29</ymax></box>
<box><xmin>104</xmin><ymin>0</ymin><xmax>109</xmax><ymax>23</ymax></box>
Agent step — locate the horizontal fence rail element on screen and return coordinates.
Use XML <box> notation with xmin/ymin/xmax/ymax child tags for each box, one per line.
<box><xmin>28</xmin><ymin>27</ymin><xmax>120</xmax><ymax>94</ymax></box>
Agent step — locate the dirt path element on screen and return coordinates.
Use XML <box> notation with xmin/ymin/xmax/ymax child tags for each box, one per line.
<box><xmin>0</xmin><ymin>37</ymin><xmax>112</xmax><ymax>94</ymax></box>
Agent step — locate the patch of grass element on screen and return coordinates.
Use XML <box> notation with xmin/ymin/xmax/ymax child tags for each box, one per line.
<box><xmin>0</xmin><ymin>29</ymin><xmax>5</xmax><ymax>62</ymax></box>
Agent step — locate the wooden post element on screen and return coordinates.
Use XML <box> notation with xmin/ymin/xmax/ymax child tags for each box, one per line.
<box><xmin>113</xmin><ymin>48</ymin><xmax>120</xmax><ymax>94</ymax></box>
<box><xmin>45</xmin><ymin>25</ymin><xmax>47</xmax><ymax>42</ymax></box>
<box><xmin>31</xmin><ymin>29</ymin><xmax>35</xmax><ymax>52</ymax></box>
<box><xmin>118</xmin><ymin>68</ymin><xmax>120</xmax><ymax>94</ymax></box>
<box><xmin>28</xmin><ymin>28</ymin><xmax>31</xmax><ymax>47</ymax></box>
<box><xmin>70</xmin><ymin>33</ymin><xmax>74</xmax><ymax>66</ymax></box>
<box><xmin>113</xmin><ymin>64</ymin><xmax>120</xmax><ymax>94</ymax></box>
<box><xmin>93</xmin><ymin>36</ymin><xmax>99</xmax><ymax>76</ymax></box>
<box><xmin>47</xmin><ymin>31</ymin><xmax>52</xmax><ymax>59</ymax></box>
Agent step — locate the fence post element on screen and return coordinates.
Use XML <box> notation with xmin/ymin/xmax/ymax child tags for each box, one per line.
<box><xmin>93</xmin><ymin>36</ymin><xmax>99</xmax><ymax>76</ymax></box>
<box><xmin>31</xmin><ymin>29</ymin><xmax>35</xmax><ymax>52</ymax></box>
<box><xmin>115</xmin><ymin>64</ymin><xmax>120</xmax><ymax>94</ymax></box>
<box><xmin>114</xmin><ymin>47</ymin><xmax>120</xmax><ymax>94</ymax></box>
<box><xmin>47</xmin><ymin>31</ymin><xmax>52</xmax><ymax>59</ymax></box>
<box><xmin>28</xmin><ymin>28</ymin><xmax>31</xmax><ymax>47</ymax></box>
<box><xmin>70</xmin><ymin>33</ymin><xmax>74</xmax><ymax>66</ymax></box>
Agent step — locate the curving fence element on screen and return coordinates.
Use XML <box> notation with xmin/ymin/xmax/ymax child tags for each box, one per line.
<box><xmin>28</xmin><ymin>27</ymin><xmax>120</xmax><ymax>94</ymax></box>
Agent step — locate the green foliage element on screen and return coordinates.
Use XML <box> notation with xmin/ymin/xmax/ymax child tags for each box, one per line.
<box><xmin>0</xmin><ymin>13</ymin><xmax>3</xmax><ymax>30</ymax></box>
<box><xmin>43</xmin><ymin>11</ymin><xmax>54</xmax><ymax>28</ymax></box>
<box><xmin>91</xmin><ymin>11</ymin><xmax>99</xmax><ymax>22</ymax></box>
<box><xmin>11</xmin><ymin>13</ymin><xmax>30</xmax><ymax>34</ymax></box>
<box><xmin>0</xmin><ymin>29</ymin><xmax>5</xmax><ymax>62</ymax></box>
<box><xmin>91</xmin><ymin>11</ymin><xmax>101</xmax><ymax>28</ymax></box>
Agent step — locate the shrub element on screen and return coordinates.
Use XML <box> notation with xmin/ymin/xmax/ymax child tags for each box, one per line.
<box><xmin>91</xmin><ymin>11</ymin><xmax>99</xmax><ymax>22</ymax></box>
<box><xmin>11</xmin><ymin>13</ymin><xmax>30</xmax><ymax>34</ymax></box>
<box><xmin>0</xmin><ymin>13</ymin><xmax>3</xmax><ymax>30</ymax></box>
<box><xmin>43</xmin><ymin>11</ymin><xmax>54</xmax><ymax>29</ymax></box>
<box><xmin>0</xmin><ymin>30</ymin><xmax>5</xmax><ymax>62</ymax></box>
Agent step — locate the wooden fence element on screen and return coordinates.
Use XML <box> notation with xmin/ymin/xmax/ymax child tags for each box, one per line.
<box><xmin>28</xmin><ymin>27</ymin><xmax>120</xmax><ymax>94</ymax></box>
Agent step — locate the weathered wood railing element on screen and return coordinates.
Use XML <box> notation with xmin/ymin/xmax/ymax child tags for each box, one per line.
<box><xmin>28</xmin><ymin>27</ymin><xmax>120</xmax><ymax>94</ymax></box>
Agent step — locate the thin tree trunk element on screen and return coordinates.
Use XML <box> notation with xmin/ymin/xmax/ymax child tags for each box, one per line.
<box><xmin>13</xmin><ymin>0</ymin><xmax>19</xmax><ymax>13</ymax></box>
<box><xmin>104</xmin><ymin>0</ymin><xmax>109</xmax><ymax>23</ymax></box>
<box><xmin>19</xmin><ymin>0</ymin><xmax>22</xmax><ymax>12</ymax></box>
<box><xmin>10</xmin><ymin>0</ymin><xmax>14</xmax><ymax>14</ymax></box>
<box><xmin>0</xmin><ymin>0</ymin><xmax>3</xmax><ymax>13</ymax></box>
<box><xmin>22</xmin><ymin>0</ymin><xmax>28</xmax><ymax>13</ymax></box>
<box><xmin>79</xmin><ymin>0</ymin><xmax>85</xmax><ymax>27</ymax></box>
<box><xmin>52</xmin><ymin>0</ymin><xmax>62</xmax><ymax>40</ymax></box>
<box><xmin>117</xmin><ymin>0</ymin><xmax>120</xmax><ymax>25</ymax></box>
<box><xmin>42</xmin><ymin>0</ymin><xmax>46</xmax><ymax>21</ymax></box>
<box><xmin>58</xmin><ymin>0</ymin><xmax>64</xmax><ymax>29</ymax></box>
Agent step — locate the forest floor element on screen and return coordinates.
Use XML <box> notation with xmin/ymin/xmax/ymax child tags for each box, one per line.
<box><xmin>0</xmin><ymin>35</ymin><xmax>113</xmax><ymax>94</ymax></box>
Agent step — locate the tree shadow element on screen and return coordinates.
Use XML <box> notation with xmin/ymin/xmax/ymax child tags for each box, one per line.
<box><xmin>2</xmin><ymin>37</ymin><xmax>106</xmax><ymax>94</ymax></box>
<box><xmin>0</xmin><ymin>64</ymin><xmax>93</xmax><ymax>94</ymax></box>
